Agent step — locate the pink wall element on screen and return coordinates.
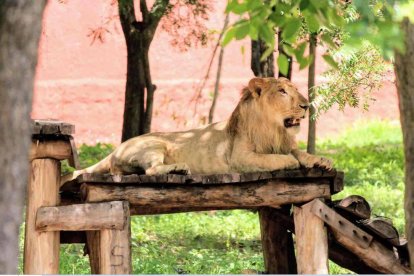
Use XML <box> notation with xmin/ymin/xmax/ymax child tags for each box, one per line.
<box><xmin>32</xmin><ymin>0</ymin><xmax>400</xmax><ymax>145</ymax></box>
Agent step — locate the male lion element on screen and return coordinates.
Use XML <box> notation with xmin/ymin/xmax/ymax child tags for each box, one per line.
<box><xmin>65</xmin><ymin>77</ymin><xmax>332</xmax><ymax>182</ymax></box>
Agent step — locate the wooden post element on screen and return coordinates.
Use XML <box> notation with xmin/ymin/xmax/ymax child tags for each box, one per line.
<box><xmin>99</xmin><ymin>201</ymin><xmax>131</xmax><ymax>274</ymax></box>
<box><xmin>259</xmin><ymin>206</ymin><xmax>296</xmax><ymax>274</ymax></box>
<box><xmin>24</xmin><ymin>159</ymin><xmax>61</xmax><ymax>274</ymax></box>
<box><xmin>293</xmin><ymin>200</ymin><xmax>329</xmax><ymax>274</ymax></box>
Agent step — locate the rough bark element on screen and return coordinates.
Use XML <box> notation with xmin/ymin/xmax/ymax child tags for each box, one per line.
<box><xmin>0</xmin><ymin>1</ymin><xmax>45</xmax><ymax>273</ymax></box>
<box><xmin>395</xmin><ymin>18</ymin><xmax>414</xmax><ymax>268</ymax></box>
<box><xmin>251</xmin><ymin>39</ymin><xmax>274</xmax><ymax>77</ymax></box>
<box><xmin>277</xmin><ymin>30</ymin><xmax>293</xmax><ymax>79</ymax></box>
<box><xmin>119</xmin><ymin>0</ymin><xmax>169</xmax><ymax>141</ymax></box>
<box><xmin>307</xmin><ymin>33</ymin><xmax>317</xmax><ymax>154</ymax></box>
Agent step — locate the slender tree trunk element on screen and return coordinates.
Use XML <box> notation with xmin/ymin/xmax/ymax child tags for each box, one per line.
<box><xmin>307</xmin><ymin>33</ymin><xmax>317</xmax><ymax>154</ymax></box>
<box><xmin>208</xmin><ymin>14</ymin><xmax>229</xmax><ymax>124</ymax></box>
<box><xmin>395</xmin><ymin>18</ymin><xmax>414</xmax><ymax>268</ymax></box>
<box><xmin>119</xmin><ymin>0</ymin><xmax>169</xmax><ymax>141</ymax></box>
<box><xmin>277</xmin><ymin>30</ymin><xmax>293</xmax><ymax>79</ymax></box>
<box><xmin>122</xmin><ymin>36</ymin><xmax>146</xmax><ymax>141</ymax></box>
<box><xmin>0</xmin><ymin>0</ymin><xmax>45</xmax><ymax>273</ymax></box>
<box><xmin>251</xmin><ymin>39</ymin><xmax>274</xmax><ymax>77</ymax></box>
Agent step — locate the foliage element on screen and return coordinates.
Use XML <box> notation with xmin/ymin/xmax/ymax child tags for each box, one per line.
<box><xmin>19</xmin><ymin>120</ymin><xmax>405</xmax><ymax>274</ymax></box>
<box><xmin>224</xmin><ymin>0</ymin><xmax>406</xmax><ymax>66</ymax></box>
<box><xmin>312</xmin><ymin>43</ymin><xmax>389</xmax><ymax>117</ymax></box>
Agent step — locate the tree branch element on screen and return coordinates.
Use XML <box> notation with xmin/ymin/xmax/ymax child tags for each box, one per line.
<box><xmin>118</xmin><ymin>0</ymin><xmax>137</xmax><ymax>38</ymax></box>
<box><xmin>140</xmin><ymin>0</ymin><xmax>149</xmax><ymax>23</ymax></box>
<box><xmin>147</xmin><ymin>0</ymin><xmax>170</xmax><ymax>35</ymax></box>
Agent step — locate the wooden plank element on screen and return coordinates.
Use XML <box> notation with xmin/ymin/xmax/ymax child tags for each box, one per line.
<box><xmin>24</xmin><ymin>159</ymin><xmax>60</xmax><ymax>274</ymax></box>
<box><xmin>68</xmin><ymin>136</ymin><xmax>80</xmax><ymax>169</ymax></box>
<box><xmin>31</xmin><ymin>119</ymin><xmax>74</xmax><ymax>136</ymax></box>
<box><xmin>36</xmin><ymin>201</ymin><xmax>127</xmax><ymax>232</ymax></box>
<box><xmin>30</xmin><ymin>140</ymin><xmax>72</xmax><ymax>160</ymax></box>
<box><xmin>328</xmin><ymin>235</ymin><xmax>380</xmax><ymax>274</ymax></box>
<box><xmin>74</xmin><ymin>168</ymin><xmax>340</xmax><ymax>185</ymax></box>
<box><xmin>86</xmin><ymin>231</ymin><xmax>101</xmax><ymax>274</ymax></box>
<box><xmin>309</xmin><ymin>199</ymin><xmax>373</xmax><ymax>248</ymax></box>
<box><xmin>81</xmin><ymin>181</ymin><xmax>332</xmax><ymax>210</ymax></box>
<box><xmin>332</xmin><ymin>171</ymin><xmax>344</xmax><ymax>194</ymax></box>
<box><xmin>331</xmin><ymin>228</ymin><xmax>411</xmax><ymax>274</ymax></box>
<box><xmin>293</xmin><ymin>200</ymin><xmax>329</xmax><ymax>274</ymax></box>
<box><xmin>99</xmin><ymin>201</ymin><xmax>131</xmax><ymax>274</ymax></box>
<box><xmin>259</xmin><ymin>206</ymin><xmax>296</xmax><ymax>274</ymax></box>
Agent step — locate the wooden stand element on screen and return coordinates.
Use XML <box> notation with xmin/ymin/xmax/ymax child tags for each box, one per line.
<box><xmin>25</xmin><ymin>120</ymin><xmax>411</xmax><ymax>275</ymax></box>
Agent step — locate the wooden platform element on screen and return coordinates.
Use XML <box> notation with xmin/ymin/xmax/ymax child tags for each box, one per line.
<box><xmin>24</xmin><ymin>120</ymin><xmax>411</xmax><ymax>275</ymax></box>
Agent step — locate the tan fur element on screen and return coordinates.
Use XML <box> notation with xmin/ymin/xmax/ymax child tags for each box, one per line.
<box><xmin>63</xmin><ymin>77</ymin><xmax>332</xmax><ymax>183</ymax></box>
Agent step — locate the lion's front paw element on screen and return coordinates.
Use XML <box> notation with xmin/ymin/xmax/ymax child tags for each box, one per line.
<box><xmin>301</xmin><ymin>155</ymin><xmax>333</xmax><ymax>170</ymax></box>
<box><xmin>284</xmin><ymin>155</ymin><xmax>300</xmax><ymax>169</ymax></box>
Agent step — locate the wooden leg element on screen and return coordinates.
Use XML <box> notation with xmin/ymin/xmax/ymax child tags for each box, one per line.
<box><xmin>259</xmin><ymin>206</ymin><xmax>296</xmax><ymax>274</ymax></box>
<box><xmin>293</xmin><ymin>201</ymin><xmax>329</xmax><ymax>274</ymax></box>
<box><xmin>24</xmin><ymin>159</ymin><xmax>60</xmax><ymax>274</ymax></box>
<box><xmin>86</xmin><ymin>231</ymin><xmax>101</xmax><ymax>274</ymax></box>
<box><xmin>99</xmin><ymin>201</ymin><xmax>131</xmax><ymax>274</ymax></box>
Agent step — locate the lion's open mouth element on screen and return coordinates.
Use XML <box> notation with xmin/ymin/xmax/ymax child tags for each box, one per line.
<box><xmin>284</xmin><ymin>117</ymin><xmax>301</xmax><ymax>128</ymax></box>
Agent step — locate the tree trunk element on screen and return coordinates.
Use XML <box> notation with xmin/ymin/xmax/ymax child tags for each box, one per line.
<box><xmin>395</xmin><ymin>18</ymin><xmax>414</xmax><ymax>268</ymax></box>
<box><xmin>277</xmin><ymin>30</ymin><xmax>293</xmax><ymax>79</ymax></box>
<box><xmin>251</xmin><ymin>39</ymin><xmax>274</xmax><ymax>77</ymax></box>
<box><xmin>119</xmin><ymin>0</ymin><xmax>168</xmax><ymax>141</ymax></box>
<box><xmin>307</xmin><ymin>33</ymin><xmax>317</xmax><ymax>154</ymax></box>
<box><xmin>0</xmin><ymin>0</ymin><xmax>45</xmax><ymax>273</ymax></box>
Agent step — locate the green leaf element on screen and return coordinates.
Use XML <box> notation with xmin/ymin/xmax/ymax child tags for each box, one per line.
<box><xmin>294</xmin><ymin>41</ymin><xmax>307</xmax><ymax>61</ymax></box>
<box><xmin>259</xmin><ymin>24</ymin><xmax>275</xmax><ymax>45</ymax></box>
<box><xmin>221</xmin><ymin>27</ymin><xmax>236</xmax><ymax>46</ymax></box>
<box><xmin>260</xmin><ymin>44</ymin><xmax>275</xmax><ymax>61</ymax></box>
<box><xmin>281</xmin><ymin>17</ymin><xmax>301</xmax><ymax>42</ymax></box>
<box><xmin>249</xmin><ymin>24</ymin><xmax>259</xmax><ymax>40</ymax></box>
<box><xmin>304</xmin><ymin>13</ymin><xmax>320</xmax><ymax>33</ymax></box>
<box><xmin>322</xmin><ymin>54</ymin><xmax>339</xmax><ymax>69</ymax></box>
<box><xmin>234</xmin><ymin>22</ymin><xmax>250</xmax><ymax>40</ymax></box>
<box><xmin>277</xmin><ymin>53</ymin><xmax>289</xmax><ymax>75</ymax></box>
<box><xmin>321</xmin><ymin>33</ymin><xmax>338</xmax><ymax>49</ymax></box>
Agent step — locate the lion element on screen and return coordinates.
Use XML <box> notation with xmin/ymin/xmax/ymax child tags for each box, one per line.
<box><xmin>64</xmin><ymin>77</ymin><xmax>332</xmax><ymax>183</ymax></box>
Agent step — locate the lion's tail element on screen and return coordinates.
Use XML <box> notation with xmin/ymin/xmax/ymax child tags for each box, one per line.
<box><xmin>60</xmin><ymin>153</ymin><xmax>113</xmax><ymax>186</ymax></box>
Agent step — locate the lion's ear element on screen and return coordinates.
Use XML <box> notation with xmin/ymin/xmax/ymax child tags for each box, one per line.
<box><xmin>248</xmin><ymin>77</ymin><xmax>264</xmax><ymax>97</ymax></box>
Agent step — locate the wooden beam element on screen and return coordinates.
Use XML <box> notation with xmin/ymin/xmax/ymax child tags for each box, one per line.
<box><xmin>31</xmin><ymin>119</ymin><xmax>74</xmax><ymax>136</ymax></box>
<box><xmin>30</xmin><ymin>140</ymin><xmax>72</xmax><ymax>160</ymax></box>
<box><xmin>24</xmin><ymin>159</ymin><xmax>60</xmax><ymax>274</ymax></box>
<box><xmin>334</xmin><ymin>195</ymin><xmax>371</xmax><ymax>220</ymax></box>
<box><xmin>86</xmin><ymin>231</ymin><xmax>101</xmax><ymax>274</ymax></box>
<box><xmin>68</xmin><ymin>136</ymin><xmax>80</xmax><ymax>169</ymax></box>
<box><xmin>36</xmin><ymin>201</ymin><xmax>128</xmax><ymax>232</ymax></box>
<box><xmin>81</xmin><ymin>181</ymin><xmax>331</xmax><ymax>210</ymax></box>
<box><xmin>331</xmin><ymin>229</ymin><xmax>411</xmax><ymax>274</ymax></box>
<box><xmin>99</xmin><ymin>201</ymin><xmax>131</xmax><ymax>274</ymax></box>
<box><xmin>310</xmin><ymin>199</ymin><xmax>373</xmax><ymax>248</ymax></box>
<box><xmin>259</xmin><ymin>206</ymin><xmax>296</xmax><ymax>274</ymax></box>
<box><xmin>293</xmin><ymin>200</ymin><xmax>329</xmax><ymax>274</ymax></box>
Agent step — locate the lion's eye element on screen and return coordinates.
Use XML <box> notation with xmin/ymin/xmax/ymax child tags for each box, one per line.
<box><xmin>279</xmin><ymin>89</ymin><xmax>287</xmax><ymax>95</ymax></box>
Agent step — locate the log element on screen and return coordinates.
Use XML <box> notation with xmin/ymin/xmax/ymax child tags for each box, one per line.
<box><xmin>81</xmin><ymin>181</ymin><xmax>331</xmax><ymax>210</ymax></box>
<box><xmin>30</xmin><ymin>140</ymin><xmax>72</xmax><ymax>160</ymax></box>
<box><xmin>24</xmin><ymin>159</ymin><xmax>60</xmax><ymax>274</ymax></box>
<box><xmin>331</xmin><ymin>229</ymin><xmax>411</xmax><ymax>274</ymax></box>
<box><xmin>99</xmin><ymin>202</ymin><xmax>131</xmax><ymax>274</ymax></box>
<box><xmin>68</xmin><ymin>136</ymin><xmax>80</xmax><ymax>169</ymax></box>
<box><xmin>334</xmin><ymin>195</ymin><xmax>371</xmax><ymax>220</ymax></box>
<box><xmin>36</xmin><ymin>201</ymin><xmax>128</xmax><ymax>231</ymax></box>
<box><xmin>293</xmin><ymin>200</ymin><xmax>329</xmax><ymax>274</ymax></box>
<box><xmin>360</xmin><ymin>217</ymin><xmax>400</xmax><ymax>247</ymax></box>
<box><xmin>31</xmin><ymin>119</ymin><xmax>74</xmax><ymax>136</ymax></box>
<box><xmin>259</xmin><ymin>206</ymin><xmax>296</xmax><ymax>274</ymax></box>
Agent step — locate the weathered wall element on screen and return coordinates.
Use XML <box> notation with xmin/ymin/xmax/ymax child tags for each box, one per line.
<box><xmin>32</xmin><ymin>0</ymin><xmax>399</xmax><ymax>144</ymax></box>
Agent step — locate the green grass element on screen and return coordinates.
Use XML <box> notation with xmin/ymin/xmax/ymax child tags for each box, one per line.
<box><xmin>19</xmin><ymin>120</ymin><xmax>405</xmax><ymax>274</ymax></box>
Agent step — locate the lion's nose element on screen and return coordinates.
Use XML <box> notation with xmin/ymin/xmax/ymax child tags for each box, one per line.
<box><xmin>299</xmin><ymin>104</ymin><xmax>309</xmax><ymax>111</ymax></box>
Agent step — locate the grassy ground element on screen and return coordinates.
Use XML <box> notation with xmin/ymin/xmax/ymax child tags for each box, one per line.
<box><xmin>18</xmin><ymin>120</ymin><xmax>404</xmax><ymax>274</ymax></box>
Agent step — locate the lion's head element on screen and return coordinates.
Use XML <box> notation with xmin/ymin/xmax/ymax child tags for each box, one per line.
<box><xmin>227</xmin><ymin>77</ymin><xmax>309</xmax><ymax>153</ymax></box>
